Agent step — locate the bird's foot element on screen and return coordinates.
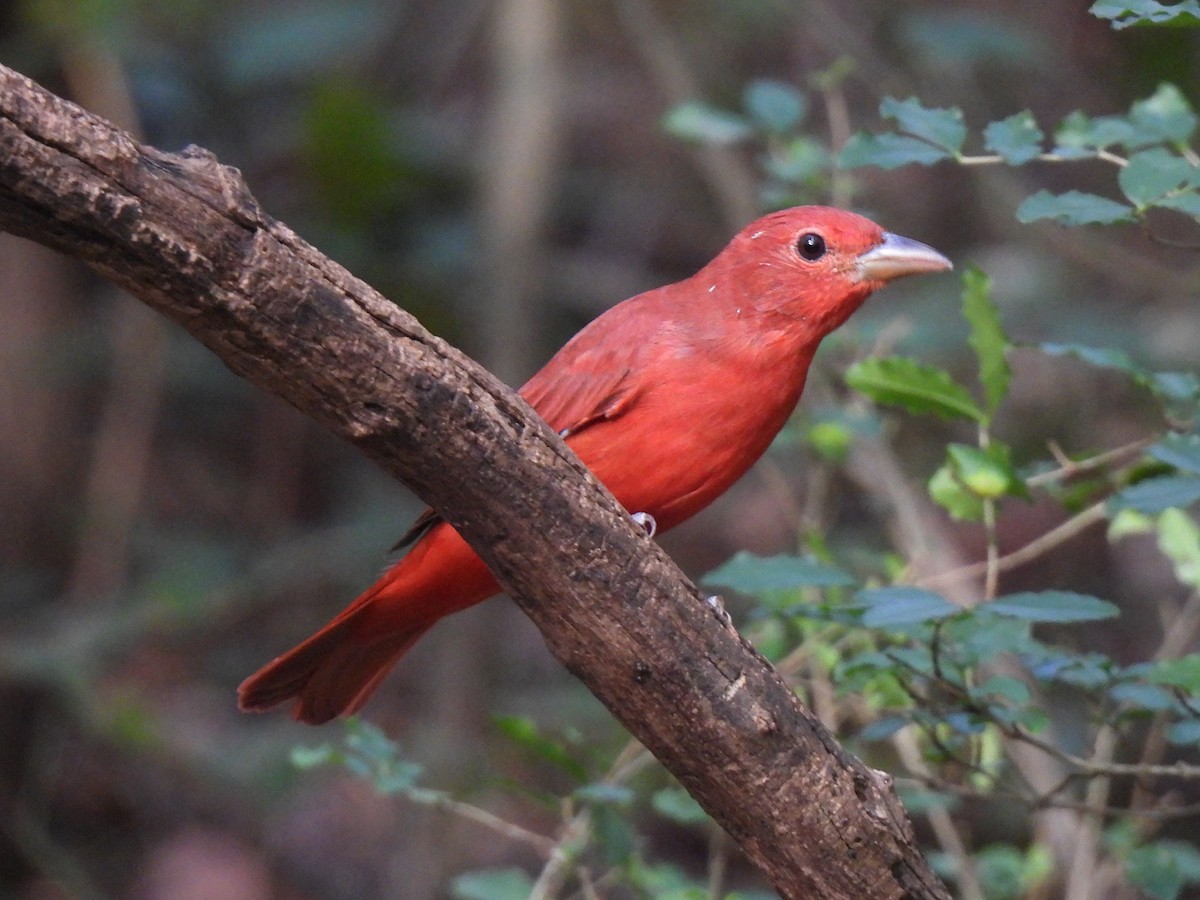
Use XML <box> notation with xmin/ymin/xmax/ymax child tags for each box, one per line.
<box><xmin>705</xmin><ymin>594</ymin><xmax>734</xmax><ymax>629</ymax></box>
<box><xmin>631</xmin><ymin>512</ymin><xmax>657</xmax><ymax>538</ymax></box>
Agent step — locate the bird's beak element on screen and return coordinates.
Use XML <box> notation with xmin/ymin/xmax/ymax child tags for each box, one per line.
<box><xmin>857</xmin><ymin>232</ymin><xmax>952</xmax><ymax>283</ymax></box>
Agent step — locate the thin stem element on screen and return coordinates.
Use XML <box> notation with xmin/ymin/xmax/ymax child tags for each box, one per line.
<box><xmin>955</xmin><ymin>149</ymin><xmax>1129</xmax><ymax>167</ymax></box>
<box><xmin>1025</xmin><ymin>437</ymin><xmax>1154</xmax><ymax>489</ymax></box>
<box><xmin>415</xmin><ymin>790</ymin><xmax>558</xmax><ymax>856</ymax></box>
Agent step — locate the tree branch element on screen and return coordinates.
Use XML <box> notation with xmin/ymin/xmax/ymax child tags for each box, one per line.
<box><xmin>0</xmin><ymin>64</ymin><xmax>949</xmax><ymax>899</ymax></box>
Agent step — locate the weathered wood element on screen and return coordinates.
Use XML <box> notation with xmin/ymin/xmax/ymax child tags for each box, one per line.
<box><xmin>0</xmin><ymin>64</ymin><xmax>950</xmax><ymax>899</ymax></box>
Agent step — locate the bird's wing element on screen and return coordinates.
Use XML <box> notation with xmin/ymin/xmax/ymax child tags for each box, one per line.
<box><xmin>393</xmin><ymin>302</ymin><xmax>653</xmax><ymax>550</ymax></box>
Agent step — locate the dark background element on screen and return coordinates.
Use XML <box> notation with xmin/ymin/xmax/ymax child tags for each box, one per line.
<box><xmin>1</xmin><ymin>1</ymin><xmax>1197</xmax><ymax>897</ymax></box>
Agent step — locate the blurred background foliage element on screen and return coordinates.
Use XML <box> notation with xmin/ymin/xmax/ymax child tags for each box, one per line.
<box><xmin>0</xmin><ymin>0</ymin><xmax>1198</xmax><ymax>897</ymax></box>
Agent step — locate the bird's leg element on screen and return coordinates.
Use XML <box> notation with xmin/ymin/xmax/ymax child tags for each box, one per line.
<box><xmin>630</xmin><ymin>512</ymin><xmax>657</xmax><ymax>538</ymax></box>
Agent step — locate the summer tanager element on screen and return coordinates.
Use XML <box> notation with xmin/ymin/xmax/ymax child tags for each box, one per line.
<box><xmin>239</xmin><ymin>206</ymin><xmax>951</xmax><ymax>724</ymax></box>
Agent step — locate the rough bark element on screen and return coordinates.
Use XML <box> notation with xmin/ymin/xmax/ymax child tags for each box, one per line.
<box><xmin>0</xmin><ymin>65</ymin><xmax>950</xmax><ymax>899</ymax></box>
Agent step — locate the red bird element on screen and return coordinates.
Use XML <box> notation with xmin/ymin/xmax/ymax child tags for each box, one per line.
<box><xmin>239</xmin><ymin>206</ymin><xmax>951</xmax><ymax>724</ymax></box>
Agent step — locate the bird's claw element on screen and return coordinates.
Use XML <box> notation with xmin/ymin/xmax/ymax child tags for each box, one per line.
<box><xmin>631</xmin><ymin>512</ymin><xmax>657</xmax><ymax>538</ymax></box>
<box><xmin>705</xmin><ymin>594</ymin><xmax>734</xmax><ymax>629</ymax></box>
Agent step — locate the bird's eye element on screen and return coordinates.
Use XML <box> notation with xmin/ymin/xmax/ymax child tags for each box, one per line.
<box><xmin>796</xmin><ymin>232</ymin><xmax>826</xmax><ymax>261</ymax></box>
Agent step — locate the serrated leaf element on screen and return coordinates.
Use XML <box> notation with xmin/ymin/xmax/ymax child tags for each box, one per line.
<box><xmin>838</xmin><ymin>132</ymin><xmax>952</xmax><ymax>169</ymax></box>
<box><xmin>451</xmin><ymin>868</ymin><xmax>536</xmax><ymax>900</ymax></box>
<box><xmin>988</xmin><ymin>591</ymin><xmax>1120</xmax><ymax>622</ymax></box>
<box><xmin>984</xmin><ymin>111</ymin><xmax>1044</xmax><ymax>164</ymax></box>
<box><xmin>961</xmin><ymin>267</ymin><xmax>1011</xmax><ymax>413</ymax></box>
<box><xmin>857</xmin><ymin>586</ymin><xmax>959</xmax><ymax>627</ymax></box>
<box><xmin>1040</xmin><ymin>345</ymin><xmax>1199</xmax><ymax>418</ymax></box>
<box><xmin>881</xmin><ymin>96</ymin><xmax>968</xmax><ymax>152</ymax></box>
<box><xmin>1016</xmin><ymin>190</ymin><xmax>1135</xmax><ymax>225</ymax></box>
<box><xmin>662</xmin><ymin>102</ymin><xmax>753</xmax><ymax>145</ymax></box>
<box><xmin>743</xmin><ymin>79</ymin><xmax>807</xmax><ymax>133</ymax></box>
<box><xmin>1110</xmin><ymin>475</ymin><xmax>1200</xmax><ymax>514</ymax></box>
<box><xmin>702</xmin><ymin>552</ymin><xmax>855</xmax><ymax>594</ymax></box>
<box><xmin>1092</xmin><ymin>0</ymin><xmax>1200</xmax><ymax>28</ymax></box>
<box><xmin>652</xmin><ymin>787</ymin><xmax>711</xmax><ymax>825</ymax></box>
<box><xmin>1119</xmin><ymin>148</ymin><xmax>1199</xmax><ymax>206</ymax></box>
<box><xmin>1129</xmin><ymin>83</ymin><xmax>1197</xmax><ymax>147</ymax></box>
<box><xmin>1150</xmin><ymin>433</ymin><xmax>1200</xmax><ymax>474</ymax></box>
<box><xmin>1054</xmin><ymin>110</ymin><xmax>1138</xmax><ymax>153</ymax></box>
<box><xmin>846</xmin><ymin>356</ymin><xmax>986</xmax><ymax>422</ymax></box>
<box><xmin>1041</xmin><ymin>341</ymin><xmax>1145</xmax><ymax>379</ymax></box>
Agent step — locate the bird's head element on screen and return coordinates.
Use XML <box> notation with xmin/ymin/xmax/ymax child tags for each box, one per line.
<box><xmin>714</xmin><ymin>205</ymin><xmax>952</xmax><ymax>336</ymax></box>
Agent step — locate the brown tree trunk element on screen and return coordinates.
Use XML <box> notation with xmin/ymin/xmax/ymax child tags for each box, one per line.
<box><xmin>0</xmin><ymin>65</ymin><xmax>950</xmax><ymax>900</ymax></box>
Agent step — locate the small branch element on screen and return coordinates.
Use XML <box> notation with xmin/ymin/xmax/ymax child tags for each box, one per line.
<box><xmin>916</xmin><ymin>502</ymin><xmax>1108</xmax><ymax>590</ymax></box>
<box><xmin>412</xmin><ymin>790</ymin><xmax>558</xmax><ymax>857</ymax></box>
<box><xmin>1026</xmin><ymin>437</ymin><xmax>1154</xmax><ymax>489</ymax></box>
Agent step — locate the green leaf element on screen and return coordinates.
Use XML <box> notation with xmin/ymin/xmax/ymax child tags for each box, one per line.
<box><xmin>1150</xmin><ymin>433</ymin><xmax>1200</xmax><ymax>475</ymax></box>
<box><xmin>989</xmin><ymin>591</ymin><xmax>1120</xmax><ymax>622</ymax></box>
<box><xmin>451</xmin><ymin>868</ymin><xmax>536</xmax><ymax>900</ymax></box>
<box><xmin>743</xmin><ymin>79</ymin><xmax>807</xmax><ymax>133</ymax></box>
<box><xmin>1157</xmin><ymin>507</ymin><xmax>1200</xmax><ymax>589</ymax></box>
<box><xmin>1168</xmin><ymin>719</ymin><xmax>1200</xmax><ymax>745</ymax></box>
<box><xmin>1092</xmin><ymin>0</ymin><xmax>1200</xmax><ymax>28</ymax></box>
<box><xmin>859</xmin><ymin>715</ymin><xmax>910</xmax><ymax>741</ymax></box>
<box><xmin>974</xmin><ymin>675</ymin><xmax>1032</xmax><ymax>706</ymax></box>
<box><xmin>1119</xmin><ymin>148</ymin><xmax>1200</xmax><ymax>207</ymax></box>
<box><xmin>493</xmin><ymin>716</ymin><xmax>588</xmax><ymax>782</ymax></box>
<box><xmin>1109</xmin><ymin>680</ymin><xmax>1176</xmax><ymax>710</ymax></box>
<box><xmin>838</xmin><ymin>132</ymin><xmax>952</xmax><ymax>169</ymax></box>
<box><xmin>1157</xmin><ymin>190</ymin><xmax>1200</xmax><ymax>219</ymax></box>
<box><xmin>1039</xmin><ymin>344</ymin><xmax>1200</xmax><ymax>414</ymax></box>
<box><xmin>1041</xmin><ymin>341</ymin><xmax>1145</xmax><ymax>379</ymax></box>
<box><xmin>983</xmin><ymin>111</ymin><xmax>1044</xmax><ymax>164</ymax></box>
<box><xmin>881</xmin><ymin>96</ymin><xmax>968</xmax><ymax>153</ymax></box>
<box><xmin>846</xmin><ymin>357</ymin><xmax>986</xmax><ymax>422</ymax></box>
<box><xmin>1147</xmin><ymin>654</ymin><xmax>1200</xmax><ymax>692</ymax></box>
<box><xmin>929</xmin><ymin>463</ymin><xmax>986</xmax><ymax>521</ymax></box>
<box><xmin>702</xmin><ymin>552</ymin><xmax>855</xmax><ymax>593</ymax></box>
<box><xmin>1016</xmin><ymin>190</ymin><xmax>1136</xmax><ymax>225</ymax></box>
<box><xmin>652</xmin><ymin>787</ymin><xmax>711</xmax><ymax>825</ymax></box>
<box><xmin>1054</xmin><ymin>110</ymin><xmax>1137</xmax><ymax>153</ymax></box>
<box><xmin>1110</xmin><ymin>475</ymin><xmax>1200</xmax><ymax>514</ymax></box>
<box><xmin>1129</xmin><ymin>83</ymin><xmax>1198</xmax><ymax>146</ymax></box>
<box><xmin>662</xmin><ymin>102</ymin><xmax>753</xmax><ymax>145</ymax></box>
<box><xmin>1125</xmin><ymin>841</ymin><xmax>1200</xmax><ymax>900</ymax></box>
<box><xmin>857</xmin><ymin>587</ymin><xmax>959</xmax><ymax>627</ymax></box>
<box><xmin>947</xmin><ymin>443</ymin><xmax>1018</xmax><ymax>499</ymax></box>
<box><xmin>961</xmin><ymin>267</ymin><xmax>1011</xmax><ymax>413</ymax></box>
<box><xmin>290</xmin><ymin>743</ymin><xmax>337</xmax><ymax>769</ymax></box>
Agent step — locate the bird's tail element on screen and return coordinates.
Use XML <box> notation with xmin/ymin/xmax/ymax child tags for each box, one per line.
<box><xmin>238</xmin><ymin>522</ymin><xmax>497</xmax><ymax>724</ymax></box>
<box><xmin>236</xmin><ymin>598</ymin><xmax>433</xmax><ymax>725</ymax></box>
